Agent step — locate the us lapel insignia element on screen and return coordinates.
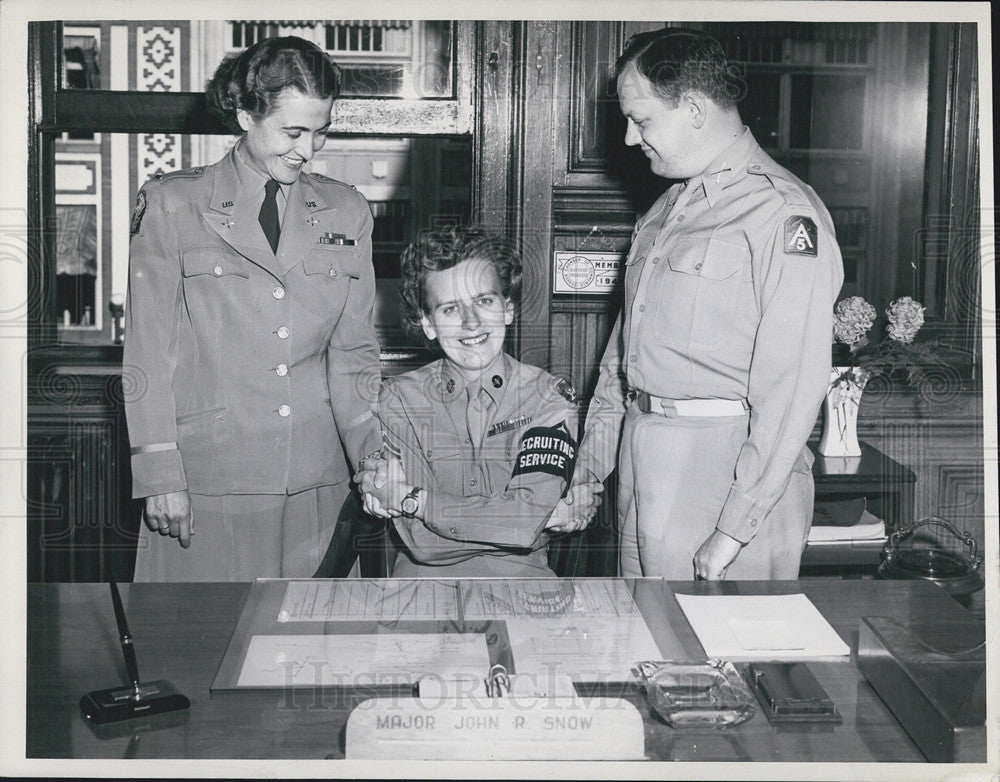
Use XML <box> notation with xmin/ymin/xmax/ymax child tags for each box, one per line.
<box><xmin>488</xmin><ymin>415</ymin><xmax>532</xmax><ymax>437</ymax></box>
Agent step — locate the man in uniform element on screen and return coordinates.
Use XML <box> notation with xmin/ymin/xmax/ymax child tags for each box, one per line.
<box><xmin>565</xmin><ymin>28</ymin><xmax>844</xmax><ymax>580</ymax></box>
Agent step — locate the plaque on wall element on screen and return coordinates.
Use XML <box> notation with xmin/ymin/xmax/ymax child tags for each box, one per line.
<box><xmin>552</xmin><ymin>251</ymin><xmax>622</xmax><ymax>295</ymax></box>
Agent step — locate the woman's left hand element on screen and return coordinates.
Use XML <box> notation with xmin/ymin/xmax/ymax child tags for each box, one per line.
<box><xmin>357</xmin><ymin>456</ymin><xmax>409</xmax><ymax>516</ymax></box>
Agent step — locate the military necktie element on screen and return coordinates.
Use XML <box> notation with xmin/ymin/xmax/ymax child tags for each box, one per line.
<box><xmin>258</xmin><ymin>179</ymin><xmax>281</xmax><ymax>254</ymax></box>
<box><xmin>465</xmin><ymin>384</ymin><xmax>491</xmax><ymax>455</ymax></box>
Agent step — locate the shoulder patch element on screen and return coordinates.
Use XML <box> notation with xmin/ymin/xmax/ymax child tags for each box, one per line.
<box><xmin>511</xmin><ymin>421</ymin><xmax>577</xmax><ymax>483</ymax></box>
<box><xmin>555</xmin><ymin>377</ymin><xmax>577</xmax><ymax>403</ymax></box>
<box><xmin>784</xmin><ymin>215</ymin><xmax>818</xmax><ymax>257</ymax></box>
<box><xmin>129</xmin><ymin>190</ymin><xmax>147</xmax><ymax>237</ymax></box>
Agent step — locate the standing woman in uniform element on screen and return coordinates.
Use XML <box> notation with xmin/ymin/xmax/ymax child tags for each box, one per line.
<box><xmin>124</xmin><ymin>36</ymin><xmax>382</xmax><ymax>581</ymax></box>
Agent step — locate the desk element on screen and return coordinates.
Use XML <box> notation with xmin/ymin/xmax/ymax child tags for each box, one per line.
<box><xmin>801</xmin><ymin>441</ymin><xmax>917</xmax><ymax>574</ymax></box>
<box><xmin>25</xmin><ymin>578</ymin><xmax>977</xmax><ymax>763</ymax></box>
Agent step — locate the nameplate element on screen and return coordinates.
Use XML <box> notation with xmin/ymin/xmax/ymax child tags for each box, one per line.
<box><xmin>345</xmin><ymin>696</ymin><xmax>645</xmax><ymax>760</ymax></box>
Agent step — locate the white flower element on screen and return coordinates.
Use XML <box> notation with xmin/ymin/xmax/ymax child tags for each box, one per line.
<box><xmin>833</xmin><ymin>296</ymin><xmax>877</xmax><ymax>346</ymax></box>
<box><xmin>886</xmin><ymin>296</ymin><xmax>925</xmax><ymax>343</ymax></box>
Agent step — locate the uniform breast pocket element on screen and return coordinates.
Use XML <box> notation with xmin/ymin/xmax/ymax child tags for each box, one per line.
<box><xmin>181</xmin><ymin>247</ymin><xmax>250</xmax><ymax>282</ymax></box>
<box><xmin>302</xmin><ymin>250</ymin><xmax>359</xmax><ymax>321</ymax></box>
<box><xmin>654</xmin><ymin>236</ymin><xmax>751</xmax><ymax>351</ymax></box>
<box><xmin>422</xmin><ymin>446</ymin><xmax>463</xmax><ymax>486</ymax></box>
<box><xmin>303</xmin><ymin>251</ymin><xmax>359</xmax><ymax>299</ymax></box>
<box><xmin>302</xmin><ymin>248</ymin><xmax>360</xmax><ymax>284</ymax></box>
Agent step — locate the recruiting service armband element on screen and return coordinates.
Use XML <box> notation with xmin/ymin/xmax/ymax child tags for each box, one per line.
<box><xmin>510</xmin><ymin>421</ymin><xmax>577</xmax><ymax>483</ymax></box>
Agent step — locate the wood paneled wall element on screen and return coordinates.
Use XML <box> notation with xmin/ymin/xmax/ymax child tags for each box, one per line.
<box><xmin>27</xmin><ymin>347</ymin><xmax>143</xmax><ymax>581</ymax></box>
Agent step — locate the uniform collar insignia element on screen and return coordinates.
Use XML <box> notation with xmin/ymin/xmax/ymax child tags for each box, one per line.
<box><xmin>438</xmin><ymin>353</ymin><xmax>511</xmax><ymax>404</ymax></box>
<box><xmin>700</xmin><ymin>127</ymin><xmax>760</xmax><ymax>206</ymax></box>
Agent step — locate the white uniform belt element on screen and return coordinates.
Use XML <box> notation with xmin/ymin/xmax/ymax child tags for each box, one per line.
<box><xmin>628</xmin><ymin>390</ymin><xmax>748</xmax><ymax>417</ymax></box>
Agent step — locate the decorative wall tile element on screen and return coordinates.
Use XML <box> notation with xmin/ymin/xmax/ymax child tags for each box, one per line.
<box><xmin>137</xmin><ymin>26</ymin><xmax>182</xmax><ymax>92</ymax></box>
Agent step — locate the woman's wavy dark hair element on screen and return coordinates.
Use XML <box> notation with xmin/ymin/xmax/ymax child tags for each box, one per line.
<box><xmin>615</xmin><ymin>27</ymin><xmax>744</xmax><ymax>108</ymax></box>
<box><xmin>206</xmin><ymin>36</ymin><xmax>341</xmax><ymax>133</ymax></box>
<box><xmin>399</xmin><ymin>225</ymin><xmax>522</xmax><ymax>334</ymax></box>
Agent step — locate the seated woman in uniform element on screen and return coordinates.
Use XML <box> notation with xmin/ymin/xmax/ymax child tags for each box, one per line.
<box><xmin>355</xmin><ymin>226</ymin><xmax>600</xmax><ymax>577</ymax></box>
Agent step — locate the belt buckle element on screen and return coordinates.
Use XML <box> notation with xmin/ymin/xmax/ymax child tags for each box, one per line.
<box><xmin>627</xmin><ymin>389</ymin><xmax>652</xmax><ymax>414</ymax></box>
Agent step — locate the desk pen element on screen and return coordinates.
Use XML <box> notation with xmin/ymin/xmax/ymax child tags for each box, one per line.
<box><xmin>110</xmin><ymin>580</ymin><xmax>142</xmax><ymax>699</ymax></box>
<box><xmin>78</xmin><ymin>582</ymin><xmax>189</xmax><ymax>725</ymax></box>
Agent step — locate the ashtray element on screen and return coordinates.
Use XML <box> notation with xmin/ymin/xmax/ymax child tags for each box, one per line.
<box><xmin>633</xmin><ymin>659</ymin><xmax>756</xmax><ymax>728</ymax></box>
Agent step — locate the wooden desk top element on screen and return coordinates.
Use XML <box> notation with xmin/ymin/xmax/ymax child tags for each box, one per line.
<box><xmin>809</xmin><ymin>441</ymin><xmax>916</xmax><ymax>486</ymax></box>
<box><xmin>25</xmin><ymin>578</ymin><xmax>974</xmax><ymax>763</ymax></box>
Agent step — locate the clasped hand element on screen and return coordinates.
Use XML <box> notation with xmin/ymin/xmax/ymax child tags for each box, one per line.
<box><xmin>354</xmin><ymin>455</ymin><xmax>604</xmax><ymax>534</ymax></box>
<box><xmin>354</xmin><ymin>455</ymin><xmax>409</xmax><ymax>518</ymax></box>
<box><xmin>543</xmin><ymin>480</ymin><xmax>604</xmax><ymax>535</ymax></box>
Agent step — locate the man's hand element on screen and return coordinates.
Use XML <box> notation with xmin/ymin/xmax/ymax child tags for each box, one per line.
<box><xmin>355</xmin><ymin>454</ymin><xmax>389</xmax><ymax>491</ymax></box>
<box><xmin>354</xmin><ymin>455</ymin><xmax>393</xmax><ymax>518</ymax></box>
<box><xmin>544</xmin><ymin>480</ymin><xmax>604</xmax><ymax>535</ymax></box>
<box><xmin>355</xmin><ymin>456</ymin><xmax>409</xmax><ymax>517</ymax></box>
<box><xmin>692</xmin><ymin>529</ymin><xmax>743</xmax><ymax>580</ymax></box>
<box><xmin>143</xmin><ymin>490</ymin><xmax>194</xmax><ymax>548</ymax></box>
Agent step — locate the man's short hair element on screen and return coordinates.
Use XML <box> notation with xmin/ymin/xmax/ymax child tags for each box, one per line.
<box><xmin>615</xmin><ymin>27</ymin><xmax>743</xmax><ymax>109</ymax></box>
<box><xmin>399</xmin><ymin>225</ymin><xmax>522</xmax><ymax>333</ymax></box>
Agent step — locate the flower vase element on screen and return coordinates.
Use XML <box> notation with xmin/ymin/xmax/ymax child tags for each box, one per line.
<box><xmin>818</xmin><ymin>366</ymin><xmax>869</xmax><ymax>457</ymax></box>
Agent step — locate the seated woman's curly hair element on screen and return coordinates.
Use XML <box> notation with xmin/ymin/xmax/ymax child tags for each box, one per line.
<box><xmin>399</xmin><ymin>225</ymin><xmax>523</xmax><ymax>335</ymax></box>
<box><xmin>205</xmin><ymin>36</ymin><xmax>341</xmax><ymax>133</ymax></box>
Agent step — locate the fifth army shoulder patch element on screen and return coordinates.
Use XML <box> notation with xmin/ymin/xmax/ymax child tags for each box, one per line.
<box><xmin>784</xmin><ymin>215</ymin><xmax>817</xmax><ymax>256</ymax></box>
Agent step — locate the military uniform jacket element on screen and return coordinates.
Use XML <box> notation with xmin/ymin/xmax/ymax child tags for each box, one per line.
<box><xmin>124</xmin><ymin>143</ymin><xmax>382</xmax><ymax>498</ymax></box>
<box><xmin>576</xmin><ymin>129</ymin><xmax>844</xmax><ymax>544</ymax></box>
<box><xmin>380</xmin><ymin>353</ymin><xmax>578</xmax><ymax>576</ymax></box>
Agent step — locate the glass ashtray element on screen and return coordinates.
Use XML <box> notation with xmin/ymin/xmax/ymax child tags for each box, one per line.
<box><xmin>633</xmin><ymin>659</ymin><xmax>756</xmax><ymax>728</ymax></box>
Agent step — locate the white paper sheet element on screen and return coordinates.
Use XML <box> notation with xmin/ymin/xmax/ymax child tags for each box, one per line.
<box><xmin>807</xmin><ymin>510</ymin><xmax>886</xmax><ymax>543</ymax></box>
<box><xmin>674</xmin><ymin>593</ymin><xmax>850</xmax><ymax>659</ymax></box>
<box><xmin>504</xmin><ymin>614</ymin><xmax>663</xmax><ymax>682</ymax></box>
<box><xmin>237</xmin><ymin>633</ymin><xmax>490</xmax><ymax>687</ymax></box>
<box><xmin>277</xmin><ymin>579</ymin><xmax>461</xmax><ymax>621</ymax></box>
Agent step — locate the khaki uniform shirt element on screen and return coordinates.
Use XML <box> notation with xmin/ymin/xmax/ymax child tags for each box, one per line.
<box><xmin>124</xmin><ymin>142</ymin><xmax>382</xmax><ymax>498</ymax></box>
<box><xmin>381</xmin><ymin>353</ymin><xmax>578</xmax><ymax>576</ymax></box>
<box><xmin>576</xmin><ymin>129</ymin><xmax>844</xmax><ymax>543</ymax></box>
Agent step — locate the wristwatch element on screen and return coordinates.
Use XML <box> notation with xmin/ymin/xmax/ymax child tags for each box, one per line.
<box><xmin>400</xmin><ymin>486</ymin><xmax>423</xmax><ymax>518</ymax></box>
